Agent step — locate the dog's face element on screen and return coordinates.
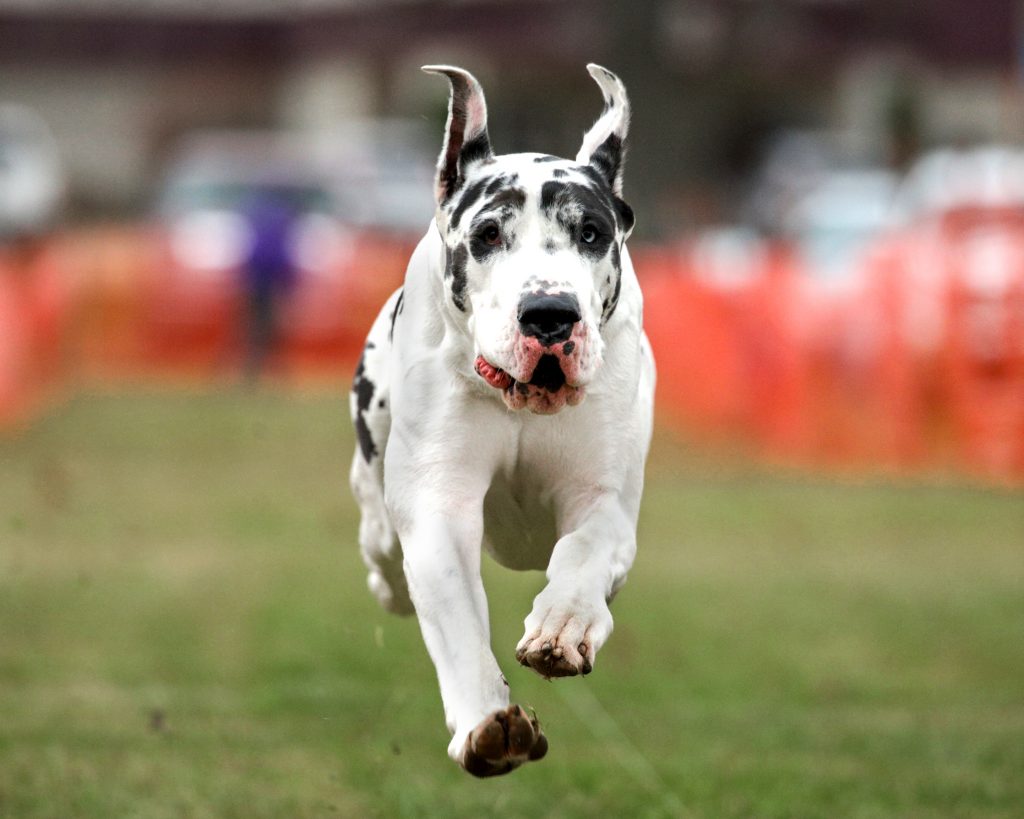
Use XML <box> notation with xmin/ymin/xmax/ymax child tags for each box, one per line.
<box><xmin>425</xmin><ymin>64</ymin><xmax>634</xmax><ymax>415</ymax></box>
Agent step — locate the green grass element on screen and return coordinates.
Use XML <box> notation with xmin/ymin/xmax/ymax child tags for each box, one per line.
<box><xmin>1</xmin><ymin>388</ymin><xmax>1022</xmax><ymax>818</ymax></box>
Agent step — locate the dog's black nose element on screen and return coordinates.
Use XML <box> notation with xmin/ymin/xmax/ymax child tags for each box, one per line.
<box><xmin>518</xmin><ymin>293</ymin><xmax>581</xmax><ymax>347</ymax></box>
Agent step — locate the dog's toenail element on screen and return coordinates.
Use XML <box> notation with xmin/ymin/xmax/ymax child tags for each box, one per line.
<box><xmin>541</xmin><ymin>642</ymin><xmax>552</xmax><ymax>654</ymax></box>
<box><xmin>552</xmin><ymin>646</ymin><xmax>563</xmax><ymax>658</ymax></box>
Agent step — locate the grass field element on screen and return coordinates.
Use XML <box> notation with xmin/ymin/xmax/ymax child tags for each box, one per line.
<box><xmin>1</xmin><ymin>389</ymin><xmax>1022</xmax><ymax>818</ymax></box>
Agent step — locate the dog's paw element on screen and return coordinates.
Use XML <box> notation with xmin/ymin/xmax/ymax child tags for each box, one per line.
<box><xmin>515</xmin><ymin>592</ymin><xmax>612</xmax><ymax>678</ymax></box>
<box><xmin>460</xmin><ymin>705</ymin><xmax>548</xmax><ymax>778</ymax></box>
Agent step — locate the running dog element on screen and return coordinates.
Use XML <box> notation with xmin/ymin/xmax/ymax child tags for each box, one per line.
<box><xmin>349</xmin><ymin>63</ymin><xmax>654</xmax><ymax>776</ymax></box>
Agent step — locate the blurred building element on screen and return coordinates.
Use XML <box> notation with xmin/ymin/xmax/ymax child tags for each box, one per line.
<box><xmin>2</xmin><ymin>0</ymin><xmax>1024</xmax><ymax>235</ymax></box>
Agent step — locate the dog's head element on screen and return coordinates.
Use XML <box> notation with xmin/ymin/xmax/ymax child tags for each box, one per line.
<box><xmin>424</xmin><ymin>63</ymin><xmax>634</xmax><ymax>415</ymax></box>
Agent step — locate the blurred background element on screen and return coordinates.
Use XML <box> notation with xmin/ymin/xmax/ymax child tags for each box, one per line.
<box><xmin>2</xmin><ymin>2</ymin><xmax>1023</xmax><ymax>817</ymax></box>
<box><xmin>2</xmin><ymin>0</ymin><xmax>1023</xmax><ymax>480</ymax></box>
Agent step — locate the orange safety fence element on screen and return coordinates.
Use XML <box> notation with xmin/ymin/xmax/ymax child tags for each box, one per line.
<box><xmin>2</xmin><ymin>217</ymin><xmax>1023</xmax><ymax>484</ymax></box>
<box><xmin>0</xmin><ymin>224</ymin><xmax>413</xmax><ymax>385</ymax></box>
<box><xmin>138</xmin><ymin>227</ymin><xmax>414</xmax><ymax>378</ymax></box>
<box><xmin>276</xmin><ymin>233</ymin><xmax>416</xmax><ymax>372</ymax></box>
<box><xmin>0</xmin><ymin>239</ymin><xmax>72</xmax><ymax>426</ymax></box>
<box><xmin>638</xmin><ymin>207</ymin><xmax>1024</xmax><ymax>484</ymax></box>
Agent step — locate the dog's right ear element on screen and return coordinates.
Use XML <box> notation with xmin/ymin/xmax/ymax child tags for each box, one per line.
<box><xmin>423</xmin><ymin>65</ymin><xmax>493</xmax><ymax>206</ymax></box>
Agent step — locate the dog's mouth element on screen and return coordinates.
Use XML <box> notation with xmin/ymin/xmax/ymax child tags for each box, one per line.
<box><xmin>525</xmin><ymin>354</ymin><xmax>568</xmax><ymax>391</ymax></box>
<box><xmin>475</xmin><ymin>354</ymin><xmax>583</xmax><ymax>414</ymax></box>
<box><xmin>476</xmin><ymin>354</ymin><xmax>566</xmax><ymax>392</ymax></box>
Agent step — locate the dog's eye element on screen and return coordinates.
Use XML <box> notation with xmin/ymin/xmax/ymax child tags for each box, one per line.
<box><xmin>479</xmin><ymin>224</ymin><xmax>502</xmax><ymax>246</ymax></box>
<box><xmin>580</xmin><ymin>224</ymin><xmax>599</xmax><ymax>244</ymax></box>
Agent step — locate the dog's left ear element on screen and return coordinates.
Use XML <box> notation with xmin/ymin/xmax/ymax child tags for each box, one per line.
<box><xmin>423</xmin><ymin>65</ymin><xmax>493</xmax><ymax>206</ymax></box>
<box><xmin>576</xmin><ymin>64</ymin><xmax>633</xmax><ymax>234</ymax></box>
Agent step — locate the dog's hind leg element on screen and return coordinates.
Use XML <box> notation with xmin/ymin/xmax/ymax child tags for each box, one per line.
<box><xmin>349</xmin><ymin>289</ymin><xmax>413</xmax><ymax>616</ymax></box>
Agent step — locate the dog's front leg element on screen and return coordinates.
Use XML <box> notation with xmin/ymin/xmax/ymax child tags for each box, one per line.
<box><xmin>400</xmin><ymin>509</ymin><xmax>502</xmax><ymax>734</ymax></box>
<box><xmin>389</xmin><ymin>463</ymin><xmax>548</xmax><ymax>775</ymax></box>
<box><xmin>516</xmin><ymin>491</ymin><xmax>638</xmax><ymax>679</ymax></box>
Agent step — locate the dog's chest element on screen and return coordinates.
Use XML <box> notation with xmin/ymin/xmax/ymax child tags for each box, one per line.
<box><xmin>477</xmin><ymin>427</ymin><xmax>582</xmax><ymax>570</ymax></box>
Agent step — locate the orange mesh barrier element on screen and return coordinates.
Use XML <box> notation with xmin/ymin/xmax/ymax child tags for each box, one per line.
<box><xmin>0</xmin><ymin>240</ymin><xmax>73</xmax><ymax>426</ymax></box>
<box><xmin>0</xmin><ymin>258</ymin><xmax>29</xmax><ymax>425</ymax></box>
<box><xmin>638</xmin><ymin>210</ymin><xmax>1024</xmax><ymax>484</ymax></box>
<box><xmin>4</xmin><ymin>219</ymin><xmax>1024</xmax><ymax>484</ymax></box>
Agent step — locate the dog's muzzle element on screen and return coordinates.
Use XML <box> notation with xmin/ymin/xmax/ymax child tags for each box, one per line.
<box><xmin>476</xmin><ymin>293</ymin><xmax>588</xmax><ymax>415</ymax></box>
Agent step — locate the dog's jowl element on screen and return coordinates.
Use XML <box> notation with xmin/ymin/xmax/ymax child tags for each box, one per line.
<box><xmin>348</xmin><ymin>64</ymin><xmax>655</xmax><ymax>777</ymax></box>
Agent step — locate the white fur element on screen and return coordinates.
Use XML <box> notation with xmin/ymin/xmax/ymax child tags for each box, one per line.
<box><xmin>349</xmin><ymin>65</ymin><xmax>654</xmax><ymax>771</ymax></box>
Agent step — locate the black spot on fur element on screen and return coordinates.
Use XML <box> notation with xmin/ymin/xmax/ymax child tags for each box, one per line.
<box><xmin>540</xmin><ymin>180</ymin><xmax>615</xmax><ymax>259</ymax></box>
<box><xmin>467</xmin><ymin>186</ymin><xmax>528</xmax><ymax>262</ymax></box>
<box><xmin>446</xmin><ymin>244</ymin><xmax>469</xmax><ymax>311</ymax></box>
<box><xmin>354</xmin><ymin>397</ymin><xmax>377</xmax><ymax>462</ymax></box>
<box><xmin>543</xmin><ymin>239</ymin><xmax>556</xmax><ymax>253</ymax></box>
<box><xmin>485</xmin><ymin>173</ymin><xmax>518</xmax><ymax>195</ymax></box>
<box><xmin>352</xmin><ymin>346</ymin><xmax>378</xmax><ymax>463</ymax></box>
<box><xmin>388</xmin><ymin>289</ymin><xmax>405</xmax><ymax>342</ymax></box>
<box><xmin>540</xmin><ymin>179</ymin><xmax>616</xmax><ymax>224</ymax></box>
<box><xmin>449</xmin><ymin>177</ymin><xmax>489</xmax><ymax>230</ymax></box>
<box><xmin>539</xmin><ymin>180</ymin><xmax>560</xmax><ymax>212</ymax></box>
<box><xmin>578</xmin><ymin>164</ymin><xmax>607</xmax><ymax>189</ymax></box>
<box><xmin>602</xmin><ymin>250</ymin><xmax>623</xmax><ymax>324</ymax></box>
<box><xmin>460</xmin><ymin>132</ymin><xmax>492</xmax><ymax>168</ymax></box>
<box><xmin>588</xmin><ymin>133</ymin><xmax>622</xmax><ymax>189</ymax></box>
<box><xmin>523</xmin><ymin>277</ymin><xmax>564</xmax><ymax>295</ymax></box>
<box><xmin>552</xmin><ymin>168</ymin><xmax>568</xmax><ymax>178</ymax></box>
<box><xmin>488</xmin><ymin>187</ymin><xmax>526</xmax><ymax>211</ymax></box>
<box><xmin>573</xmin><ymin>166</ymin><xmax>634</xmax><ymax>233</ymax></box>
<box><xmin>615</xmin><ymin>197</ymin><xmax>635</xmax><ymax>233</ymax></box>
<box><xmin>533</xmin><ymin>155</ymin><xmax>561</xmax><ymax>163</ymax></box>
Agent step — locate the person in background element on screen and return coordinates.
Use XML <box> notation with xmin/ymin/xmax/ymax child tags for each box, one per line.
<box><xmin>240</xmin><ymin>190</ymin><xmax>298</xmax><ymax>381</ymax></box>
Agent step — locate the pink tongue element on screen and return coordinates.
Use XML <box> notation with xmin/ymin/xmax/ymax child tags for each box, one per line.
<box><xmin>475</xmin><ymin>356</ymin><xmax>513</xmax><ymax>389</ymax></box>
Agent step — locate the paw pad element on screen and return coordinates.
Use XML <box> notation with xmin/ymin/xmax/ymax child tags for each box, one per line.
<box><xmin>461</xmin><ymin>705</ymin><xmax>547</xmax><ymax>778</ymax></box>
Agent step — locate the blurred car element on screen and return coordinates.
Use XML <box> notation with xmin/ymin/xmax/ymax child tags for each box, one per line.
<box><xmin>0</xmin><ymin>104</ymin><xmax>64</xmax><ymax>240</ymax></box>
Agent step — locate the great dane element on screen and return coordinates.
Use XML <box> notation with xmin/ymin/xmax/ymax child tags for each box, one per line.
<box><xmin>349</xmin><ymin>63</ymin><xmax>654</xmax><ymax>777</ymax></box>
